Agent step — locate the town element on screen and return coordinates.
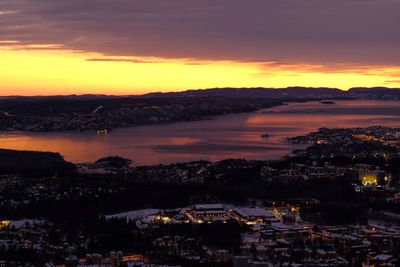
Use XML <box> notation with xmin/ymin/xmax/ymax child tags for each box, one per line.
<box><xmin>1</xmin><ymin>126</ymin><xmax>400</xmax><ymax>266</ymax></box>
<box><xmin>3</xmin><ymin>0</ymin><xmax>400</xmax><ymax>265</ymax></box>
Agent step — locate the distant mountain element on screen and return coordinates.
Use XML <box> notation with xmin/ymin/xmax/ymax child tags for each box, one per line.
<box><xmin>2</xmin><ymin>87</ymin><xmax>399</xmax><ymax>101</ymax></box>
<box><xmin>0</xmin><ymin>87</ymin><xmax>351</xmax><ymax>117</ymax></box>
<box><xmin>348</xmin><ymin>87</ymin><xmax>400</xmax><ymax>99</ymax></box>
<box><xmin>143</xmin><ymin>86</ymin><xmax>400</xmax><ymax>99</ymax></box>
<box><xmin>0</xmin><ymin>87</ymin><xmax>399</xmax><ymax>132</ymax></box>
<box><xmin>142</xmin><ymin>87</ymin><xmax>346</xmax><ymax>99</ymax></box>
<box><xmin>349</xmin><ymin>87</ymin><xmax>399</xmax><ymax>93</ymax></box>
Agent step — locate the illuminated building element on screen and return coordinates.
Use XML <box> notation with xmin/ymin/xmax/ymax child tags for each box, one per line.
<box><xmin>0</xmin><ymin>220</ymin><xmax>10</xmax><ymax>229</ymax></box>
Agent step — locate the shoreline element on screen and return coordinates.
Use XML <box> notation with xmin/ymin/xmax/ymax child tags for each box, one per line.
<box><xmin>0</xmin><ymin>97</ymin><xmax>357</xmax><ymax>133</ymax></box>
<box><xmin>1</xmin><ymin>99</ymin><xmax>400</xmax><ymax>165</ymax></box>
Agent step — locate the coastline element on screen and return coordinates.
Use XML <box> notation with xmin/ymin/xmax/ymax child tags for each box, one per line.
<box><xmin>0</xmin><ymin>97</ymin><xmax>356</xmax><ymax>133</ymax></box>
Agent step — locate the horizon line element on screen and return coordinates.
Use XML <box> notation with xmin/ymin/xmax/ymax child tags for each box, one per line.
<box><xmin>0</xmin><ymin>86</ymin><xmax>398</xmax><ymax>98</ymax></box>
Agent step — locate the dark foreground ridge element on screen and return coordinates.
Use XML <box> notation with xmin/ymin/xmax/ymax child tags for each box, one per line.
<box><xmin>0</xmin><ymin>86</ymin><xmax>399</xmax><ymax>132</ymax></box>
<box><xmin>0</xmin><ymin>148</ymin><xmax>76</xmax><ymax>175</ymax></box>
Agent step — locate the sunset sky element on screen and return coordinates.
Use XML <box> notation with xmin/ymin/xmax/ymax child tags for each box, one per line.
<box><xmin>1</xmin><ymin>0</ymin><xmax>400</xmax><ymax>96</ymax></box>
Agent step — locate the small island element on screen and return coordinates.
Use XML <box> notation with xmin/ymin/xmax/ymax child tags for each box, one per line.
<box><xmin>261</xmin><ymin>133</ymin><xmax>271</xmax><ymax>138</ymax></box>
<box><xmin>320</xmin><ymin>100</ymin><xmax>336</xmax><ymax>104</ymax></box>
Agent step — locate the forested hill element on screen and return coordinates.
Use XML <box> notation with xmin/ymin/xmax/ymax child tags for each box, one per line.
<box><xmin>0</xmin><ymin>149</ymin><xmax>76</xmax><ymax>175</ymax></box>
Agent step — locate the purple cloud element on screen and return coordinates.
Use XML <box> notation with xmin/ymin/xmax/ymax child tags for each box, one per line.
<box><xmin>0</xmin><ymin>0</ymin><xmax>399</xmax><ymax>65</ymax></box>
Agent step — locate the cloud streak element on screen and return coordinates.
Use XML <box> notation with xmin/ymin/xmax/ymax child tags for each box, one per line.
<box><xmin>86</xmin><ymin>58</ymin><xmax>161</xmax><ymax>64</ymax></box>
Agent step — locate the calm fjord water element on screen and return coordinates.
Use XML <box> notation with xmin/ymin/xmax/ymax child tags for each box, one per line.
<box><xmin>1</xmin><ymin>100</ymin><xmax>400</xmax><ymax>165</ymax></box>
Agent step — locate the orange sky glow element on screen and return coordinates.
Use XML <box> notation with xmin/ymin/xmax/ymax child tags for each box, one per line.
<box><xmin>1</xmin><ymin>43</ymin><xmax>400</xmax><ymax>96</ymax></box>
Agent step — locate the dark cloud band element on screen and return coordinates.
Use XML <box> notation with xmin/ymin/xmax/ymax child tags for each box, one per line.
<box><xmin>0</xmin><ymin>0</ymin><xmax>399</xmax><ymax>65</ymax></box>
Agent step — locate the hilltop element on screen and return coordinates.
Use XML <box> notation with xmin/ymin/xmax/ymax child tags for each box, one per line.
<box><xmin>0</xmin><ymin>149</ymin><xmax>76</xmax><ymax>175</ymax></box>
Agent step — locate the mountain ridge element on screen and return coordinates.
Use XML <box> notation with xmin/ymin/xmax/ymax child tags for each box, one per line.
<box><xmin>1</xmin><ymin>86</ymin><xmax>399</xmax><ymax>100</ymax></box>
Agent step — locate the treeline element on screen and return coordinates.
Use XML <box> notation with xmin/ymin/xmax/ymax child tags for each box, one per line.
<box><xmin>0</xmin><ymin>170</ymin><xmax>364</xmax><ymax>225</ymax></box>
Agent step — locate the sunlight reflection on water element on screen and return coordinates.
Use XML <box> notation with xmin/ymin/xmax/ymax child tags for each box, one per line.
<box><xmin>1</xmin><ymin>100</ymin><xmax>400</xmax><ymax>165</ymax></box>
